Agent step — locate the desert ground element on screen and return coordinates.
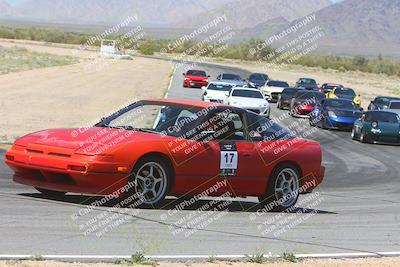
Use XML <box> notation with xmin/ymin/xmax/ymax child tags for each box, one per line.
<box><xmin>0</xmin><ymin>39</ymin><xmax>174</xmax><ymax>143</ymax></box>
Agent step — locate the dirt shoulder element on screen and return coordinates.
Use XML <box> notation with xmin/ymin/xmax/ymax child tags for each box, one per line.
<box><xmin>2</xmin><ymin>257</ymin><xmax>400</xmax><ymax>267</ymax></box>
<box><xmin>0</xmin><ymin>40</ymin><xmax>174</xmax><ymax>143</ymax></box>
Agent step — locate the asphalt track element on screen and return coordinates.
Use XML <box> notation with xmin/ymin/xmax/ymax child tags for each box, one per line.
<box><xmin>0</xmin><ymin>61</ymin><xmax>399</xmax><ymax>257</ymax></box>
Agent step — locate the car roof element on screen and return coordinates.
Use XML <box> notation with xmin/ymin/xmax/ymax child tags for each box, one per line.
<box><xmin>365</xmin><ymin>109</ymin><xmax>400</xmax><ymax>116</ymax></box>
<box><xmin>376</xmin><ymin>96</ymin><xmax>400</xmax><ymax>100</ymax></box>
<box><xmin>389</xmin><ymin>100</ymin><xmax>400</xmax><ymax>103</ymax></box>
<box><xmin>231</xmin><ymin>87</ymin><xmax>261</xmax><ymax>92</ymax></box>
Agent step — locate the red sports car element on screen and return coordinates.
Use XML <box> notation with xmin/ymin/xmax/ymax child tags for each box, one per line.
<box><xmin>5</xmin><ymin>99</ymin><xmax>324</xmax><ymax>211</ymax></box>
<box><xmin>183</xmin><ymin>70</ymin><xmax>209</xmax><ymax>88</ymax></box>
<box><xmin>290</xmin><ymin>90</ymin><xmax>325</xmax><ymax>118</ymax></box>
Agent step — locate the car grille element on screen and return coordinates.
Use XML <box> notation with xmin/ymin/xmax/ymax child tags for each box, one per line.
<box><xmin>335</xmin><ymin>110</ymin><xmax>356</xmax><ymax>117</ymax></box>
<box><xmin>271</xmin><ymin>93</ymin><xmax>280</xmax><ymax>100</ymax></box>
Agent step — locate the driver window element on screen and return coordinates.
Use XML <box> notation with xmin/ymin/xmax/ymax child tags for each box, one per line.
<box><xmin>200</xmin><ymin>110</ymin><xmax>245</xmax><ymax>141</ymax></box>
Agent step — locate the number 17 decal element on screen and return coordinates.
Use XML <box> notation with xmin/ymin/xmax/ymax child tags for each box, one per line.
<box><xmin>220</xmin><ymin>142</ymin><xmax>238</xmax><ymax>176</ymax></box>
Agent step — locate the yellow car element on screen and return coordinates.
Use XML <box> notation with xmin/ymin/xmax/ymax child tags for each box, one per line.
<box><xmin>326</xmin><ymin>87</ymin><xmax>361</xmax><ymax>107</ymax></box>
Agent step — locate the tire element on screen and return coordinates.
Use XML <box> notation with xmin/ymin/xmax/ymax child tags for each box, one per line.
<box><xmin>351</xmin><ymin>127</ymin><xmax>357</xmax><ymax>140</ymax></box>
<box><xmin>258</xmin><ymin>164</ymin><xmax>300</xmax><ymax>212</ymax></box>
<box><xmin>128</xmin><ymin>155</ymin><xmax>172</xmax><ymax>207</ymax></box>
<box><xmin>35</xmin><ymin>188</ymin><xmax>66</xmax><ymax>198</ymax></box>
<box><xmin>359</xmin><ymin>129</ymin><xmax>370</xmax><ymax>144</ymax></box>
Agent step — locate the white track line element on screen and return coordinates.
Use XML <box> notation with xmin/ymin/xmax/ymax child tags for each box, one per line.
<box><xmin>1</xmin><ymin>252</ymin><xmax>400</xmax><ymax>261</ymax></box>
<box><xmin>164</xmin><ymin>65</ymin><xmax>177</xmax><ymax>99</ymax></box>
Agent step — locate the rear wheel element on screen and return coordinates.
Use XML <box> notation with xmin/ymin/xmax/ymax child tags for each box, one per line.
<box><xmin>35</xmin><ymin>188</ymin><xmax>66</xmax><ymax>198</ymax></box>
<box><xmin>129</xmin><ymin>155</ymin><xmax>171</xmax><ymax>207</ymax></box>
<box><xmin>258</xmin><ymin>164</ymin><xmax>300</xmax><ymax>212</ymax></box>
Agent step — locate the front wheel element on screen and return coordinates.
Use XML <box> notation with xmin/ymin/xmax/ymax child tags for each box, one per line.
<box><xmin>258</xmin><ymin>164</ymin><xmax>300</xmax><ymax>212</ymax></box>
<box><xmin>359</xmin><ymin>129</ymin><xmax>370</xmax><ymax>144</ymax></box>
<box><xmin>351</xmin><ymin>127</ymin><xmax>357</xmax><ymax>140</ymax></box>
<box><xmin>129</xmin><ymin>156</ymin><xmax>171</xmax><ymax>207</ymax></box>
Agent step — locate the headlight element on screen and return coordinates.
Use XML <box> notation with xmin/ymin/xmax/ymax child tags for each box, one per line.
<box><xmin>328</xmin><ymin>111</ymin><xmax>337</xmax><ymax>117</ymax></box>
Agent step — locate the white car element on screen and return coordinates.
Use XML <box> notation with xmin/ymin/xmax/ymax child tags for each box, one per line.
<box><xmin>202</xmin><ymin>82</ymin><xmax>234</xmax><ymax>103</ymax></box>
<box><xmin>225</xmin><ymin>88</ymin><xmax>270</xmax><ymax>117</ymax></box>
<box><xmin>260</xmin><ymin>80</ymin><xmax>290</xmax><ymax>103</ymax></box>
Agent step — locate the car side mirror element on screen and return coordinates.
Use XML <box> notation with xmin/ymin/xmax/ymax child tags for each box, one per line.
<box><xmin>249</xmin><ymin>131</ymin><xmax>263</xmax><ymax>142</ymax></box>
<box><xmin>208</xmin><ymin>75</ymin><xmax>211</xmax><ymax>77</ymax></box>
<box><xmin>225</xmin><ymin>93</ymin><xmax>230</xmax><ymax>97</ymax></box>
<box><xmin>199</xmin><ymin>130</ymin><xmax>215</xmax><ymax>141</ymax></box>
<box><xmin>201</xmin><ymin>86</ymin><xmax>207</xmax><ymax>90</ymax></box>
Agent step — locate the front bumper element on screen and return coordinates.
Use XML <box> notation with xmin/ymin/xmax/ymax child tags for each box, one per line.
<box><xmin>5</xmin><ymin>146</ymin><xmax>129</xmax><ymax>195</ymax></box>
<box><xmin>325</xmin><ymin>116</ymin><xmax>357</xmax><ymax>129</ymax></box>
<box><xmin>184</xmin><ymin>80</ymin><xmax>208</xmax><ymax>88</ymax></box>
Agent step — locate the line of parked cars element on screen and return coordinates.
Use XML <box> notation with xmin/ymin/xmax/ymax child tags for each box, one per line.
<box><xmin>182</xmin><ymin>69</ymin><xmax>400</xmax><ymax>145</ymax></box>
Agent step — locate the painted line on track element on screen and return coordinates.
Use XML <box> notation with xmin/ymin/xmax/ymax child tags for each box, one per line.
<box><xmin>164</xmin><ymin>65</ymin><xmax>177</xmax><ymax>99</ymax></box>
<box><xmin>1</xmin><ymin>252</ymin><xmax>400</xmax><ymax>262</ymax></box>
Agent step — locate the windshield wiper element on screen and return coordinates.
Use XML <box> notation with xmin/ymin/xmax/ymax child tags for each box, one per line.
<box><xmin>102</xmin><ymin>125</ymin><xmax>160</xmax><ymax>134</ymax></box>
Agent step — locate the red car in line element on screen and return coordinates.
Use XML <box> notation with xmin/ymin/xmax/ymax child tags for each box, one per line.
<box><xmin>183</xmin><ymin>69</ymin><xmax>209</xmax><ymax>88</ymax></box>
<box><xmin>5</xmin><ymin>99</ymin><xmax>324</xmax><ymax>211</ymax></box>
<box><xmin>290</xmin><ymin>90</ymin><xmax>325</xmax><ymax>118</ymax></box>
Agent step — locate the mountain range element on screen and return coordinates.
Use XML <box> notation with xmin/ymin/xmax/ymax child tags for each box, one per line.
<box><xmin>0</xmin><ymin>0</ymin><xmax>399</xmax><ymax>56</ymax></box>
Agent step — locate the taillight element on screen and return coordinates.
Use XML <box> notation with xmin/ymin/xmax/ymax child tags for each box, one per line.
<box><xmin>6</xmin><ymin>155</ymin><xmax>14</xmax><ymax>161</ymax></box>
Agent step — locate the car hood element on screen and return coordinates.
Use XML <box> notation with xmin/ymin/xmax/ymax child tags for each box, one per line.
<box><xmin>326</xmin><ymin>107</ymin><xmax>361</xmax><ymax>116</ymax></box>
<box><xmin>229</xmin><ymin>97</ymin><xmax>267</xmax><ymax>107</ymax></box>
<box><xmin>262</xmin><ymin>86</ymin><xmax>285</xmax><ymax>93</ymax></box>
<box><xmin>250</xmin><ymin>80</ymin><xmax>267</xmax><ymax>86</ymax></box>
<box><xmin>14</xmin><ymin>127</ymin><xmax>162</xmax><ymax>155</ymax></box>
<box><xmin>186</xmin><ymin>75</ymin><xmax>207</xmax><ymax>81</ymax></box>
<box><xmin>207</xmin><ymin>90</ymin><xmax>229</xmax><ymax>99</ymax></box>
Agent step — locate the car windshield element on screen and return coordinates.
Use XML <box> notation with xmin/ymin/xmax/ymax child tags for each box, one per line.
<box><xmin>187</xmin><ymin>70</ymin><xmax>207</xmax><ymax>77</ymax></box>
<box><xmin>326</xmin><ymin>100</ymin><xmax>355</xmax><ymax>109</ymax></box>
<box><xmin>336</xmin><ymin>88</ymin><xmax>356</xmax><ymax>96</ymax></box>
<box><xmin>207</xmin><ymin>83</ymin><xmax>232</xmax><ymax>91</ymax></box>
<box><xmin>98</xmin><ymin>102</ymin><xmax>206</xmax><ymax>138</ymax></box>
<box><xmin>389</xmin><ymin>102</ymin><xmax>400</xmax><ymax>109</ymax></box>
<box><xmin>365</xmin><ymin>112</ymin><xmax>400</xmax><ymax>123</ymax></box>
<box><xmin>296</xmin><ymin>91</ymin><xmax>324</xmax><ymax>101</ymax></box>
<box><xmin>222</xmin><ymin>74</ymin><xmax>241</xmax><ymax>80</ymax></box>
<box><xmin>250</xmin><ymin>73</ymin><xmax>268</xmax><ymax>81</ymax></box>
<box><xmin>375</xmin><ymin>97</ymin><xmax>400</xmax><ymax>105</ymax></box>
<box><xmin>282</xmin><ymin>88</ymin><xmax>299</xmax><ymax>96</ymax></box>
<box><xmin>298</xmin><ymin>78</ymin><xmax>317</xmax><ymax>85</ymax></box>
<box><xmin>267</xmin><ymin>81</ymin><xmax>289</xmax><ymax>87</ymax></box>
<box><xmin>232</xmin><ymin>89</ymin><xmax>263</xmax><ymax>99</ymax></box>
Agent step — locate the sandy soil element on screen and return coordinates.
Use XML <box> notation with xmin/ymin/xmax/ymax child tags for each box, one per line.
<box><xmin>0</xmin><ymin>40</ymin><xmax>174</xmax><ymax>143</ymax></box>
<box><xmin>2</xmin><ymin>258</ymin><xmax>400</xmax><ymax>267</ymax></box>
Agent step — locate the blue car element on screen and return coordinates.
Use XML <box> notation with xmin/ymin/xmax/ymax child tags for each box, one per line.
<box><xmin>309</xmin><ymin>98</ymin><xmax>363</xmax><ymax>130</ymax></box>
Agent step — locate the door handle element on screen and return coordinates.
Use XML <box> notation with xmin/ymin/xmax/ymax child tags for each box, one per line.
<box><xmin>243</xmin><ymin>153</ymin><xmax>252</xmax><ymax>158</ymax></box>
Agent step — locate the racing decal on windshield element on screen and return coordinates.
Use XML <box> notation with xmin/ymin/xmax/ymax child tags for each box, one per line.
<box><xmin>220</xmin><ymin>142</ymin><xmax>238</xmax><ymax>176</ymax></box>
